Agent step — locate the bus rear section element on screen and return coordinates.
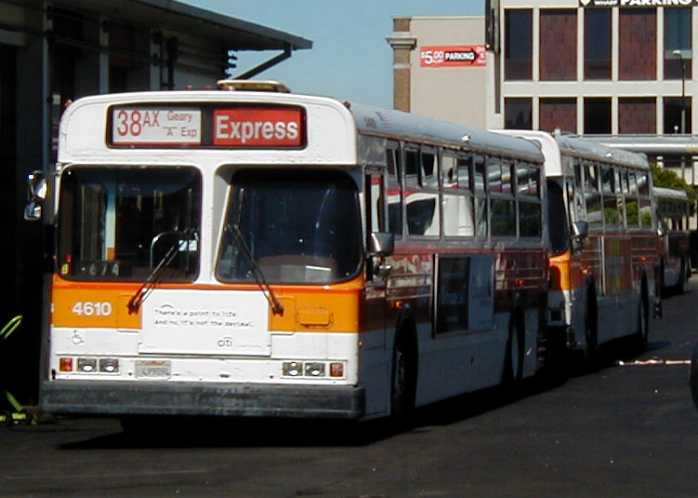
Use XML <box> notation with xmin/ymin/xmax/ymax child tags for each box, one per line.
<box><xmin>40</xmin><ymin>91</ymin><xmax>369</xmax><ymax>420</ymax></box>
<box><xmin>544</xmin><ymin>136</ymin><xmax>659</xmax><ymax>356</ymax></box>
<box><xmin>654</xmin><ymin>186</ymin><xmax>691</xmax><ymax>294</ymax></box>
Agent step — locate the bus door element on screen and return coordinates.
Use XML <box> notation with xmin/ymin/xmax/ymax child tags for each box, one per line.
<box><xmin>361</xmin><ymin>169</ymin><xmax>392</xmax><ymax>414</ymax></box>
<box><xmin>363</xmin><ymin>170</ymin><xmax>389</xmax><ymax>339</ymax></box>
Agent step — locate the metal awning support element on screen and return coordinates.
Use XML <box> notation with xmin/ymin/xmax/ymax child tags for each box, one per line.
<box><xmin>234</xmin><ymin>44</ymin><xmax>292</xmax><ymax>80</ymax></box>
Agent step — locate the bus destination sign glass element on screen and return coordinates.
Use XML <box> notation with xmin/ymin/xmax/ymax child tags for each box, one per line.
<box><xmin>111</xmin><ymin>107</ymin><xmax>202</xmax><ymax>145</ymax></box>
<box><xmin>109</xmin><ymin>105</ymin><xmax>305</xmax><ymax>148</ymax></box>
<box><xmin>213</xmin><ymin>107</ymin><xmax>303</xmax><ymax>147</ymax></box>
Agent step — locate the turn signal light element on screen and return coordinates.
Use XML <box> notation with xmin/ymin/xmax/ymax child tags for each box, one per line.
<box><xmin>329</xmin><ymin>362</ymin><xmax>344</xmax><ymax>378</ymax></box>
<box><xmin>59</xmin><ymin>357</ymin><xmax>73</xmax><ymax>372</ymax></box>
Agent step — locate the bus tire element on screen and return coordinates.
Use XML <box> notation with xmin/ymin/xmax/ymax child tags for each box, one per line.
<box><xmin>120</xmin><ymin>416</ymin><xmax>158</xmax><ymax>437</ymax></box>
<box><xmin>583</xmin><ymin>289</ymin><xmax>599</xmax><ymax>365</ymax></box>
<box><xmin>390</xmin><ymin>326</ymin><xmax>417</xmax><ymax>421</ymax></box>
<box><xmin>502</xmin><ymin>312</ymin><xmax>525</xmax><ymax>387</ymax></box>
<box><xmin>677</xmin><ymin>259</ymin><xmax>687</xmax><ymax>294</ymax></box>
<box><xmin>635</xmin><ymin>288</ymin><xmax>650</xmax><ymax>352</ymax></box>
<box><xmin>690</xmin><ymin>343</ymin><xmax>698</xmax><ymax>412</ymax></box>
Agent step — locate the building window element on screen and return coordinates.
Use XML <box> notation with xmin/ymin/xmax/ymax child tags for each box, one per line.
<box><xmin>505</xmin><ymin>9</ymin><xmax>532</xmax><ymax>80</ymax></box>
<box><xmin>585</xmin><ymin>9</ymin><xmax>611</xmax><ymax>80</ymax></box>
<box><xmin>540</xmin><ymin>10</ymin><xmax>577</xmax><ymax>81</ymax></box>
<box><xmin>664</xmin><ymin>8</ymin><xmax>692</xmax><ymax>80</ymax></box>
<box><xmin>619</xmin><ymin>9</ymin><xmax>657</xmax><ymax>80</ymax></box>
<box><xmin>539</xmin><ymin>98</ymin><xmax>577</xmax><ymax>133</ymax></box>
<box><xmin>584</xmin><ymin>98</ymin><xmax>611</xmax><ymax>134</ymax></box>
<box><xmin>619</xmin><ymin>98</ymin><xmax>656</xmax><ymax>134</ymax></box>
<box><xmin>664</xmin><ymin>97</ymin><xmax>692</xmax><ymax>134</ymax></box>
<box><xmin>505</xmin><ymin>98</ymin><xmax>532</xmax><ymax>129</ymax></box>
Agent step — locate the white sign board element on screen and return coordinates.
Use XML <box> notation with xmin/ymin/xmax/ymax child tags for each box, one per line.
<box><xmin>111</xmin><ymin>107</ymin><xmax>202</xmax><ymax>145</ymax></box>
<box><xmin>140</xmin><ymin>290</ymin><xmax>270</xmax><ymax>356</ymax></box>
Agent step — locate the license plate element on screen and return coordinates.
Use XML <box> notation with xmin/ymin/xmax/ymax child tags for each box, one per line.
<box><xmin>135</xmin><ymin>360</ymin><xmax>171</xmax><ymax>378</ymax></box>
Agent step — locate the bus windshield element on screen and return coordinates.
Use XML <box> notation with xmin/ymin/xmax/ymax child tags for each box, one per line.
<box><xmin>546</xmin><ymin>179</ymin><xmax>570</xmax><ymax>254</ymax></box>
<box><xmin>58</xmin><ymin>166</ymin><xmax>201</xmax><ymax>281</ymax></box>
<box><xmin>216</xmin><ymin>170</ymin><xmax>362</xmax><ymax>284</ymax></box>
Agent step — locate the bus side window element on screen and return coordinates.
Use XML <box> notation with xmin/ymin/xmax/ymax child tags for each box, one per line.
<box><xmin>638</xmin><ymin>172</ymin><xmax>653</xmax><ymax>228</ymax></box>
<box><xmin>584</xmin><ymin>162</ymin><xmax>603</xmax><ymax>228</ymax></box>
<box><xmin>443</xmin><ymin>151</ymin><xmax>475</xmax><ymax>238</ymax></box>
<box><xmin>626</xmin><ymin>171</ymin><xmax>640</xmax><ymax>228</ymax></box>
<box><xmin>387</xmin><ymin>144</ymin><xmax>403</xmax><ymax>238</ymax></box>
<box><xmin>365</xmin><ymin>172</ymin><xmax>385</xmax><ymax>234</ymax></box>
<box><xmin>490</xmin><ymin>156</ymin><xmax>516</xmax><ymax>238</ymax></box>
<box><xmin>404</xmin><ymin>146</ymin><xmax>419</xmax><ymax>188</ymax></box>
<box><xmin>517</xmin><ymin>162</ymin><xmax>542</xmax><ymax>239</ymax></box>
<box><xmin>473</xmin><ymin>155</ymin><xmax>488</xmax><ymax>239</ymax></box>
<box><xmin>420</xmin><ymin>147</ymin><xmax>438</xmax><ymax>189</ymax></box>
<box><xmin>601</xmin><ymin>165</ymin><xmax>621</xmax><ymax>228</ymax></box>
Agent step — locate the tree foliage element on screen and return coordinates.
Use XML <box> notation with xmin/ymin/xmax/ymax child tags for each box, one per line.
<box><xmin>651</xmin><ymin>165</ymin><xmax>698</xmax><ymax>205</ymax></box>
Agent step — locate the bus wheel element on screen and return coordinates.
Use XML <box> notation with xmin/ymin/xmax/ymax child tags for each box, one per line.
<box><xmin>635</xmin><ymin>292</ymin><xmax>649</xmax><ymax>352</ymax></box>
<box><xmin>691</xmin><ymin>343</ymin><xmax>698</xmax><ymax>412</ymax></box>
<box><xmin>583</xmin><ymin>296</ymin><xmax>598</xmax><ymax>365</ymax></box>
<box><xmin>502</xmin><ymin>315</ymin><xmax>524</xmax><ymax>387</ymax></box>
<box><xmin>677</xmin><ymin>260</ymin><xmax>687</xmax><ymax>294</ymax></box>
<box><xmin>120</xmin><ymin>416</ymin><xmax>158</xmax><ymax>437</ymax></box>
<box><xmin>390</xmin><ymin>330</ymin><xmax>416</xmax><ymax>421</ymax></box>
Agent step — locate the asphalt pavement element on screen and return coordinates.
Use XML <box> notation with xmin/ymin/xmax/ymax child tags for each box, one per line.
<box><xmin>2</xmin><ymin>278</ymin><xmax>697</xmax><ymax>498</ymax></box>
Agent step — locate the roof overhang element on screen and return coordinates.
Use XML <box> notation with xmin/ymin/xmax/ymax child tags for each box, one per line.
<box><xmin>581</xmin><ymin>134</ymin><xmax>698</xmax><ymax>156</ymax></box>
<box><xmin>52</xmin><ymin>0</ymin><xmax>313</xmax><ymax>51</ymax></box>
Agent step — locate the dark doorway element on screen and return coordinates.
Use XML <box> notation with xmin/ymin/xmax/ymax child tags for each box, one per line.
<box><xmin>0</xmin><ymin>44</ymin><xmax>17</xmax><ymax>320</ymax></box>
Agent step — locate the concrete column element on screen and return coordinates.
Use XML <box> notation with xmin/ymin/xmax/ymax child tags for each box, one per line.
<box><xmin>532</xmin><ymin>7</ymin><xmax>539</xmax><ymax>83</ymax></box>
<box><xmin>532</xmin><ymin>95</ymin><xmax>539</xmax><ymax>130</ymax></box>
<box><xmin>611</xmin><ymin>96</ymin><xmax>618</xmax><ymax>134</ymax></box>
<box><xmin>578</xmin><ymin>7</ymin><xmax>584</xmax><ymax>82</ymax></box>
<box><xmin>657</xmin><ymin>8</ymin><xmax>664</xmax><ymax>81</ymax></box>
<box><xmin>99</xmin><ymin>17</ymin><xmax>109</xmax><ymax>94</ymax></box>
<box><xmin>387</xmin><ymin>17</ymin><xmax>417</xmax><ymax>113</ymax></box>
<box><xmin>612</xmin><ymin>7</ymin><xmax>619</xmax><ymax>81</ymax></box>
<box><xmin>150</xmin><ymin>31</ymin><xmax>161</xmax><ymax>90</ymax></box>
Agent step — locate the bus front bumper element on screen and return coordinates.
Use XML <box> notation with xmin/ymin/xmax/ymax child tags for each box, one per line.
<box><xmin>40</xmin><ymin>380</ymin><xmax>365</xmax><ymax>420</ymax></box>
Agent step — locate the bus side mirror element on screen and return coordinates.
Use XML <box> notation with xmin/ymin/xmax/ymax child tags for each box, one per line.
<box><xmin>657</xmin><ymin>222</ymin><xmax>666</xmax><ymax>238</ymax></box>
<box><xmin>571</xmin><ymin>221</ymin><xmax>589</xmax><ymax>253</ymax></box>
<box><xmin>368</xmin><ymin>232</ymin><xmax>394</xmax><ymax>257</ymax></box>
<box><xmin>24</xmin><ymin>170</ymin><xmax>48</xmax><ymax>221</ymax></box>
<box><xmin>572</xmin><ymin>221</ymin><xmax>589</xmax><ymax>239</ymax></box>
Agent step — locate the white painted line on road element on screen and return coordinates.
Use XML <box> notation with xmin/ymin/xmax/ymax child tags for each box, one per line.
<box><xmin>617</xmin><ymin>359</ymin><xmax>691</xmax><ymax>367</ymax></box>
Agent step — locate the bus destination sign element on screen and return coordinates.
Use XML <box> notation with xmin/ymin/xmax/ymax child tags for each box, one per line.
<box><xmin>213</xmin><ymin>107</ymin><xmax>303</xmax><ymax>147</ymax></box>
<box><xmin>111</xmin><ymin>107</ymin><xmax>202</xmax><ymax>145</ymax></box>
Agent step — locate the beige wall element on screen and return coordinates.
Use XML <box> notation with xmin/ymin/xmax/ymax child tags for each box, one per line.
<box><xmin>409</xmin><ymin>17</ymin><xmax>488</xmax><ymax>127</ymax></box>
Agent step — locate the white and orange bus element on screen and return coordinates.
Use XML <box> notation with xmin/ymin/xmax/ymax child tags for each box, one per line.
<box><xmin>654</xmin><ymin>186</ymin><xmax>692</xmax><ymax>294</ymax></box>
<box><xmin>27</xmin><ymin>81</ymin><xmax>552</xmax><ymax>422</ymax></box>
<box><xmin>497</xmin><ymin>131</ymin><xmax>661</xmax><ymax>359</ymax></box>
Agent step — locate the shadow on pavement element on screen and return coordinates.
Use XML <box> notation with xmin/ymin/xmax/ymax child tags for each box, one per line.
<box><xmin>57</xmin><ymin>314</ymin><xmax>681</xmax><ymax>451</ymax></box>
<box><xmin>58</xmin><ymin>379</ymin><xmax>552</xmax><ymax>451</ymax></box>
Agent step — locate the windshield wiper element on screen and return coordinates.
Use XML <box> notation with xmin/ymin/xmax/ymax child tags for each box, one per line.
<box><xmin>127</xmin><ymin>230</ymin><xmax>195</xmax><ymax>314</ymax></box>
<box><xmin>229</xmin><ymin>223</ymin><xmax>284</xmax><ymax>315</ymax></box>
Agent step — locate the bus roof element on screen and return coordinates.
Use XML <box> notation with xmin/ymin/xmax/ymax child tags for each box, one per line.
<box><xmin>58</xmin><ymin>90</ymin><xmax>544</xmax><ymax>165</ymax></box>
<box><xmin>653</xmin><ymin>186</ymin><xmax>689</xmax><ymax>201</ymax></box>
<box><xmin>348</xmin><ymin>103</ymin><xmax>544</xmax><ymax>162</ymax></box>
<box><xmin>492</xmin><ymin>130</ymin><xmax>649</xmax><ymax>177</ymax></box>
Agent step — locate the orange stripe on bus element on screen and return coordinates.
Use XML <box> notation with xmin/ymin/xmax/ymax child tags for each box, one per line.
<box><xmin>549</xmin><ymin>250</ymin><xmax>585</xmax><ymax>292</ymax></box>
<box><xmin>51</xmin><ymin>274</ymin><xmax>363</xmax><ymax>332</ymax></box>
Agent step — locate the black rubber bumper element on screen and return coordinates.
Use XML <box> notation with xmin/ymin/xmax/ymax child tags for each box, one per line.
<box><xmin>40</xmin><ymin>380</ymin><xmax>365</xmax><ymax>420</ymax></box>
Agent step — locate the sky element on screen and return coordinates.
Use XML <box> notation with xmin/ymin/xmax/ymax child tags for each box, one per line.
<box><xmin>182</xmin><ymin>0</ymin><xmax>484</xmax><ymax>108</ymax></box>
